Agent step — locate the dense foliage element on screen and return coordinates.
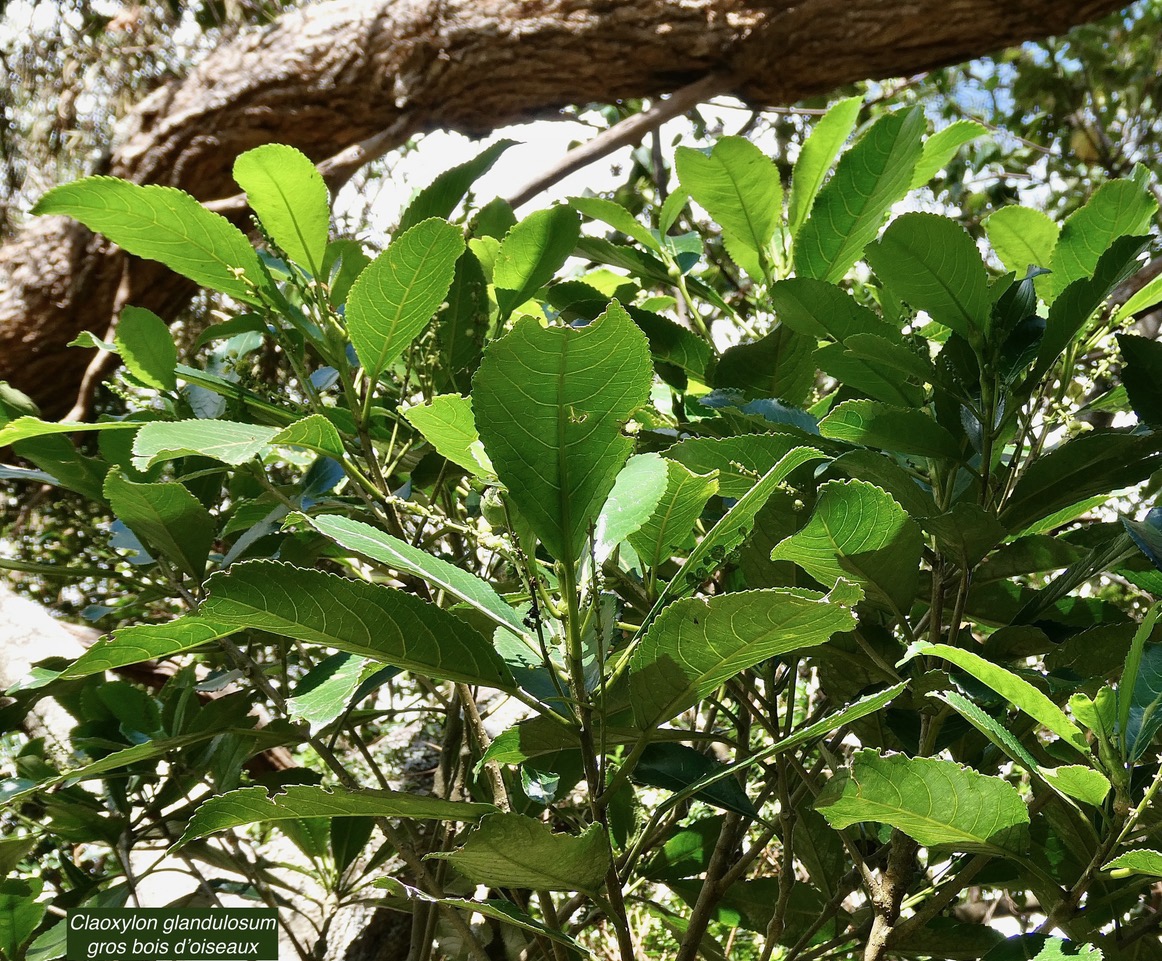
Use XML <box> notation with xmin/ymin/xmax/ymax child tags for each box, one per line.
<box><xmin>3</xmin><ymin>100</ymin><xmax>1162</xmax><ymax>961</ymax></box>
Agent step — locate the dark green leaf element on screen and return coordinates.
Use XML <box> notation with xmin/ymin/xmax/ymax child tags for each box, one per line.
<box><xmin>104</xmin><ymin>471</ymin><xmax>214</xmax><ymax>578</ymax></box>
<box><xmin>714</xmin><ymin>325</ymin><xmax>815</xmax><ymax>404</ymax></box>
<box><xmin>632</xmin><ymin>743</ymin><xmax>759</xmax><ymax>818</ymax></box>
<box><xmin>398</xmin><ymin>140</ymin><xmax>515</xmax><ymax>233</ymax></box>
<box><xmin>819</xmin><ymin>400</ymin><xmax>960</xmax><ymax>460</ymax></box>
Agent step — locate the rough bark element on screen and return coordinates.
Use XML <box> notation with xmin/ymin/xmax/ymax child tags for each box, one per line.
<box><xmin>0</xmin><ymin>0</ymin><xmax>1127</xmax><ymax>416</ymax></box>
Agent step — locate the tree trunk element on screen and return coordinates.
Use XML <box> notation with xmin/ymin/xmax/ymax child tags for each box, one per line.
<box><xmin>0</xmin><ymin>0</ymin><xmax>1125</xmax><ymax>417</ymax></box>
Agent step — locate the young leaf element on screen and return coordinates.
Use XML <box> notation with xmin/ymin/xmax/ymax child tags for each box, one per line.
<box><xmin>771</xmin><ymin>479</ymin><xmax>922</xmax><ymax>612</ymax></box>
<box><xmin>1048</xmin><ymin>178</ymin><xmax>1157</xmax><ymax>303</ymax></box>
<box><xmin>398</xmin><ymin>139</ymin><xmax>516</xmax><ymax>234</ymax></box>
<box><xmin>176</xmin><ymin>784</ymin><xmax>494</xmax><ymax>848</ymax></box>
<box><xmin>427</xmin><ymin>813</ymin><xmax>610</xmax><ymax>894</ymax></box>
<box><xmin>629</xmin><ymin>583</ymin><xmax>857</xmax><ymax>728</ymax></box>
<box><xmin>402</xmin><ymin>394</ymin><xmax>494</xmax><ymax>478</ymax></box>
<box><xmin>794</xmin><ymin>108</ymin><xmax>925</xmax><ymax>283</ymax></box>
<box><xmin>788</xmin><ymin>96</ymin><xmax>862</xmax><ymax>238</ymax></box>
<box><xmin>675</xmin><ymin>136</ymin><xmax>781</xmax><ymax>280</ymax></box>
<box><xmin>132</xmin><ymin>419</ymin><xmax>279</xmax><ymax>470</ymax></box>
<box><xmin>493</xmin><ymin>206</ymin><xmax>581</xmax><ymax>318</ymax></box>
<box><xmin>114</xmin><ymin>306</ymin><xmax>177</xmax><ymax>391</ymax></box>
<box><xmin>864</xmin><ymin>212</ymin><xmax>991</xmax><ymax>342</ymax></box>
<box><xmin>594</xmin><ymin>453</ymin><xmax>670</xmax><ymax>562</ymax></box>
<box><xmin>816</xmin><ymin>750</ymin><xmax>1030</xmax><ymax>855</ymax></box>
<box><xmin>307</xmin><ymin>514</ymin><xmax>526</xmax><ymax>638</ymax></box>
<box><xmin>985</xmin><ymin>206</ymin><xmax>1059</xmax><ymax>282</ymax></box>
<box><xmin>908</xmin><ymin>642</ymin><xmax>1088</xmax><ymax>753</ymax></box>
<box><xmin>473</xmin><ymin>301</ymin><xmax>652</xmax><ymax>567</ymax></box>
<box><xmin>33</xmin><ymin>177</ymin><xmax>263</xmax><ymax>301</ymax></box>
<box><xmin>233</xmin><ymin>143</ymin><xmax>330</xmax><ymax>275</ymax></box>
<box><xmin>287</xmin><ymin>653</ymin><xmax>368</xmax><ymax>730</ymax></box>
<box><xmin>345</xmin><ymin>217</ymin><xmax>464</xmax><ymax>378</ymax></box>
<box><xmin>0</xmin><ymin>417</ymin><xmax>137</xmax><ymax>448</ymax></box>
<box><xmin>571</xmin><ymin>195</ymin><xmax>662</xmax><ymax>252</ymax></box>
<box><xmin>819</xmin><ymin>400</ymin><xmax>960</xmax><ymax>460</ymax></box>
<box><xmin>1103</xmin><ymin>849</ymin><xmax>1162</xmax><ymax>878</ymax></box>
<box><xmin>629</xmin><ymin>461</ymin><xmax>718</xmax><ymax>573</ymax></box>
<box><xmin>104</xmin><ymin>471</ymin><xmax>214</xmax><ymax>579</ymax></box>
<box><xmin>200</xmin><ymin>560</ymin><xmax>516</xmax><ymax>691</ymax></box>
<box><xmin>271</xmin><ymin>413</ymin><xmax>346</xmax><ymax>460</ymax></box>
<box><xmin>910</xmin><ymin>119</ymin><xmax>988</xmax><ymax>188</ymax></box>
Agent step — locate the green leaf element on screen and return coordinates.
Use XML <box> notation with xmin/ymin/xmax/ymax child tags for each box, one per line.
<box><xmin>1123</xmin><ymin>642</ymin><xmax>1162</xmax><ymax>761</ymax></box>
<box><xmin>794</xmin><ymin>108</ymin><xmax>925</xmax><ymax>283</ymax></box>
<box><xmin>571</xmin><ymin>195</ymin><xmax>661</xmax><ymax>252</ymax></box>
<box><xmin>908</xmin><ymin>642</ymin><xmax>1088</xmax><ymax>754</ymax></box>
<box><xmin>632</xmin><ymin>743</ymin><xmax>759</xmax><ymax>818</ymax></box>
<box><xmin>201</xmin><ymin>560</ymin><xmax>516</xmax><ymax>690</ymax></box>
<box><xmin>59</xmin><ymin>616</ymin><xmax>236</xmax><ymax>679</ymax></box>
<box><xmin>910</xmin><ymin>120</ymin><xmax>988</xmax><ymax>188</ymax></box>
<box><xmin>788</xmin><ymin>96</ymin><xmax>862</xmax><ymax>238</ymax></box>
<box><xmin>307</xmin><ymin>514</ymin><xmax>526</xmax><ymax>638</ymax></box>
<box><xmin>714</xmin><ymin>325</ymin><xmax>815</xmax><ymax>404</ymax></box>
<box><xmin>402</xmin><ymin>394</ymin><xmax>494</xmax><ymax>478</ymax></box>
<box><xmin>132</xmin><ymin>419</ymin><xmax>278</xmax><ymax>470</ymax></box>
<box><xmin>816</xmin><ymin>749</ymin><xmax>1030</xmax><ymax>855</ymax></box>
<box><xmin>819</xmin><ymin>400</ymin><xmax>959</xmax><ymax>460</ymax></box>
<box><xmin>0</xmin><ymin>837</ymin><xmax>36</xmax><ymax>877</ymax></box>
<box><xmin>473</xmin><ymin>301</ymin><xmax>652</xmax><ymax>566</ymax></box>
<box><xmin>1114</xmin><ymin>269</ymin><xmax>1162</xmax><ymax>324</ymax></box>
<box><xmin>1116</xmin><ymin>333</ymin><xmax>1162</xmax><ymax>427</ymax></box>
<box><xmin>769</xmin><ymin>277</ymin><xmax>891</xmax><ymax>342</ymax></box>
<box><xmin>398</xmin><ymin>140</ymin><xmax>515</xmax><ymax>234</ymax></box>
<box><xmin>1000</xmin><ymin>431</ymin><xmax>1162</xmax><ymax>534</ymax></box>
<box><xmin>114</xmin><ymin>306</ymin><xmax>177</xmax><ymax>391</ymax></box>
<box><xmin>1103</xmin><ymin>849</ymin><xmax>1162</xmax><ymax>878</ymax></box>
<box><xmin>629</xmin><ymin>460</ymin><xmax>718</xmax><ymax>572</ymax></box>
<box><xmin>233</xmin><ymin>143</ymin><xmax>330</xmax><ymax>274</ymax></box>
<box><xmin>771</xmin><ymin>479</ymin><xmax>922</xmax><ymax>611</ymax></box>
<box><xmin>287</xmin><ymin>653</ymin><xmax>366</xmax><ymax>730</ymax></box>
<box><xmin>921</xmin><ymin>503</ymin><xmax>1007</xmax><ymax>568</ymax></box>
<box><xmin>626</xmin><ymin>306</ymin><xmax>713</xmax><ymax>384</ymax></box>
<box><xmin>11</xmin><ymin>434</ymin><xmax>111</xmax><ymax>502</ymax></box>
<box><xmin>493</xmin><ymin>207</ymin><xmax>581</xmax><ymax>318</ymax></box>
<box><xmin>1039</xmin><ymin>766</ymin><xmax>1111</xmax><ymax>807</ymax></box>
<box><xmin>629</xmin><ymin>583</ymin><xmax>857</xmax><ymax>728</ymax></box>
<box><xmin>176</xmin><ymin>784</ymin><xmax>493</xmax><ymax>848</ymax></box>
<box><xmin>595</xmin><ymin>453</ymin><xmax>669</xmax><ymax>561</ymax></box>
<box><xmin>269</xmin><ymin>413</ymin><xmax>347</xmax><ymax>460</ymax></box>
<box><xmin>33</xmin><ymin>177</ymin><xmax>263</xmax><ymax>301</ymax></box>
<box><xmin>436</xmin><ymin>250</ymin><xmax>489</xmax><ymax>394</ymax></box>
<box><xmin>24</xmin><ymin>919</ymin><xmax>66</xmax><ymax>961</ymax></box>
<box><xmin>427</xmin><ymin>813</ymin><xmax>609</xmax><ymax>894</ymax></box>
<box><xmin>665</xmin><ymin>433</ymin><xmax>802</xmax><ymax>498</ymax></box>
<box><xmin>0</xmin><ymin>416</ymin><xmax>137</xmax><ymax>447</ymax></box>
<box><xmin>0</xmin><ymin>878</ymin><xmax>45</xmax><ymax>960</ymax></box>
<box><xmin>345</xmin><ymin>218</ymin><xmax>465</xmax><ymax>378</ymax></box>
<box><xmin>1048</xmin><ymin>178</ymin><xmax>1157</xmax><ymax>303</ymax></box>
<box><xmin>104</xmin><ymin>471</ymin><xmax>214</xmax><ymax>579</ymax></box>
<box><xmin>375</xmin><ymin>878</ymin><xmax>587</xmax><ymax>953</ymax></box>
<box><xmin>986</xmin><ymin>206</ymin><xmax>1059</xmax><ymax>285</ymax></box>
<box><xmin>864</xmin><ymin>213</ymin><xmax>991</xmax><ymax>341</ymax></box>
<box><xmin>676</xmin><ymin>136</ymin><xmax>781</xmax><ymax>280</ymax></box>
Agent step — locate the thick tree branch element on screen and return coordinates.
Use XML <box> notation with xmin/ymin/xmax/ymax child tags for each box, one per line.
<box><xmin>0</xmin><ymin>0</ymin><xmax>1128</xmax><ymax>415</ymax></box>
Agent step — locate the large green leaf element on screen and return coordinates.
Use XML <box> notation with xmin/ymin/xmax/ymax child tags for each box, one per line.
<box><xmin>0</xmin><ymin>417</ymin><xmax>137</xmax><ymax>447</ymax></box>
<box><xmin>398</xmin><ymin>140</ymin><xmax>515</xmax><ymax>234</ymax></box>
<box><xmin>176</xmin><ymin>784</ymin><xmax>493</xmax><ymax>848</ymax></box>
<box><xmin>115</xmin><ymin>306</ymin><xmax>177</xmax><ymax>391</ymax></box>
<box><xmin>200</xmin><ymin>561</ymin><xmax>516</xmax><ymax>690</ymax></box>
<box><xmin>307</xmin><ymin>514</ymin><xmax>525</xmax><ymax>638</ymax></box>
<box><xmin>794</xmin><ymin>108</ymin><xmax>925</xmax><ymax>283</ymax></box>
<box><xmin>768</xmin><ymin>277</ymin><xmax>891</xmax><ymax>342</ymax></box>
<box><xmin>629</xmin><ymin>460</ymin><xmax>718</xmax><ymax>572</ymax></box>
<box><xmin>1048</xmin><ymin>178</ymin><xmax>1157</xmax><ymax>303</ymax></box>
<box><xmin>473</xmin><ymin>301</ymin><xmax>652</xmax><ymax>566</ymax></box>
<box><xmin>1000</xmin><ymin>431</ymin><xmax>1162</xmax><ymax>534</ymax></box>
<box><xmin>402</xmin><ymin>394</ymin><xmax>495</xmax><ymax>477</ymax></box>
<box><xmin>713</xmin><ymin>325</ymin><xmax>815</xmax><ymax>404</ymax></box>
<box><xmin>771</xmin><ymin>479</ymin><xmax>922</xmax><ymax>611</ymax></box>
<box><xmin>908</xmin><ymin>642</ymin><xmax>1088</xmax><ymax>754</ymax></box>
<box><xmin>493</xmin><ymin>206</ymin><xmax>581</xmax><ymax>318</ymax></box>
<box><xmin>1103</xmin><ymin>849</ymin><xmax>1162</xmax><ymax>878</ymax></box>
<box><xmin>427</xmin><ymin>813</ymin><xmax>610</xmax><ymax>894</ymax></box>
<box><xmin>788</xmin><ymin>96</ymin><xmax>862</xmax><ymax>238</ymax></box>
<box><xmin>985</xmin><ymin>206</ymin><xmax>1059</xmax><ymax>282</ymax></box>
<box><xmin>629</xmin><ymin>583</ymin><xmax>857</xmax><ymax>728</ymax></box>
<box><xmin>132</xmin><ymin>419</ymin><xmax>278</xmax><ymax>469</ymax></box>
<box><xmin>345</xmin><ymin>217</ymin><xmax>465</xmax><ymax>378</ymax></box>
<box><xmin>910</xmin><ymin>120</ymin><xmax>988</xmax><ymax>188</ymax></box>
<box><xmin>816</xmin><ymin>750</ymin><xmax>1030</xmax><ymax>855</ymax></box>
<box><xmin>104</xmin><ymin>471</ymin><xmax>214</xmax><ymax>579</ymax></box>
<box><xmin>864</xmin><ymin>212</ymin><xmax>990</xmax><ymax>342</ymax></box>
<box><xmin>819</xmin><ymin>400</ymin><xmax>959</xmax><ymax>460</ymax></box>
<box><xmin>676</xmin><ymin>136</ymin><xmax>781</xmax><ymax>280</ymax></box>
<box><xmin>233</xmin><ymin>143</ymin><xmax>330</xmax><ymax>274</ymax></box>
<box><xmin>59</xmin><ymin>616</ymin><xmax>236</xmax><ymax>680</ymax></box>
<box><xmin>32</xmin><ymin>177</ymin><xmax>263</xmax><ymax>301</ymax></box>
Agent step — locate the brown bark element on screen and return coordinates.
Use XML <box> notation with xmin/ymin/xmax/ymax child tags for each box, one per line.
<box><xmin>0</xmin><ymin>0</ymin><xmax>1127</xmax><ymax>416</ymax></box>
